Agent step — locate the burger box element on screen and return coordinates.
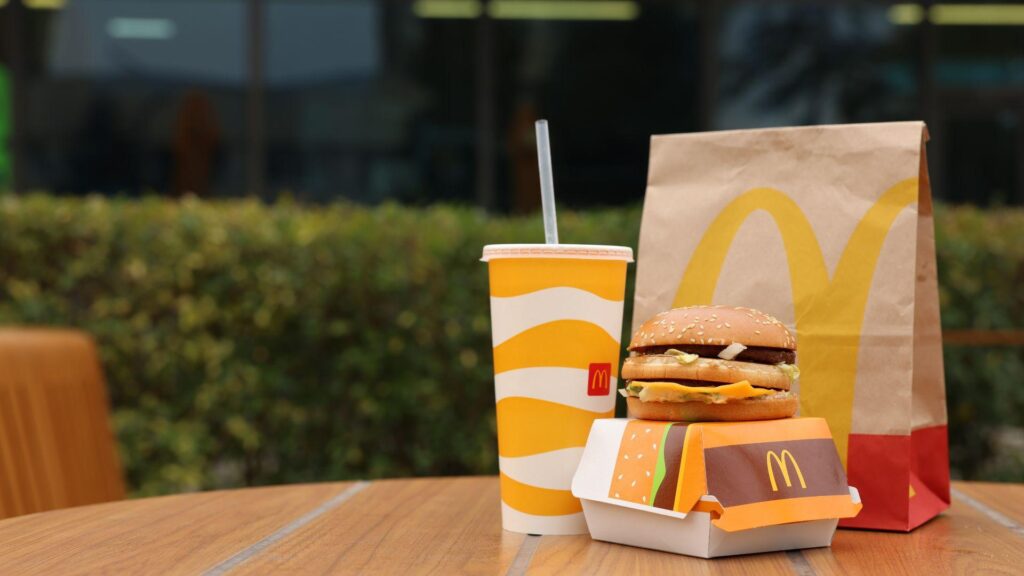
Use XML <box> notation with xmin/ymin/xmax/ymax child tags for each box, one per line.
<box><xmin>571</xmin><ymin>417</ymin><xmax>861</xmax><ymax>558</ymax></box>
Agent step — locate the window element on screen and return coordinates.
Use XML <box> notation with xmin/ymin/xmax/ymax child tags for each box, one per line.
<box><xmin>16</xmin><ymin>0</ymin><xmax>247</xmax><ymax>196</ymax></box>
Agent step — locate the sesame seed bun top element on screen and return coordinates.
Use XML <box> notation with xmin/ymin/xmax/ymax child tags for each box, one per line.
<box><xmin>629</xmin><ymin>305</ymin><xmax>796</xmax><ymax>351</ymax></box>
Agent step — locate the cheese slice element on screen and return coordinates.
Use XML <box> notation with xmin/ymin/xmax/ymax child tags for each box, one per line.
<box><xmin>635</xmin><ymin>380</ymin><xmax>776</xmax><ymax>404</ymax></box>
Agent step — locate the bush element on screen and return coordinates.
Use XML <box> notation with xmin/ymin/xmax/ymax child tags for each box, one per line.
<box><xmin>935</xmin><ymin>205</ymin><xmax>1024</xmax><ymax>480</ymax></box>
<box><xmin>0</xmin><ymin>194</ymin><xmax>1020</xmax><ymax>494</ymax></box>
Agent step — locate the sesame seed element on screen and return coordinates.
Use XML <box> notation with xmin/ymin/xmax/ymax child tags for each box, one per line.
<box><xmin>690</xmin><ymin>338</ymin><xmax>696</xmax><ymax>343</ymax></box>
<box><xmin>645</xmin><ymin>428</ymin><xmax>651</xmax><ymax>433</ymax></box>
<box><xmin>645</xmin><ymin>470</ymin><xmax>651</xmax><ymax>477</ymax></box>
<box><xmin>642</xmin><ymin>496</ymin><xmax>647</xmax><ymax>503</ymax></box>
<box><xmin>618</xmin><ymin>474</ymin><xmax>623</xmax><ymax>480</ymax></box>
<box><xmin>668</xmin><ymin>327</ymin><xmax>675</xmax><ymax>333</ymax></box>
<box><xmin>755</xmin><ymin>330</ymin><xmax>761</xmax><ymax>334</ymax></box>
<box><xmin>637</xmin><ymin>453</ymin><xmax>643</xmax><ymax>459</ymax></box>
<box><xmin>631</xmin><ymin>433</ymin><xmax>636</xmax><ymax>440</ymax></box>
<box><xmin>632</xmin><ymin>480</ymin><xmax>637</xmax><ymax>487</ymax></box>
<box><xmin>624</xmin><ymin>454</ymin><xmax>629</xmax><ymax>460</ymax></box>
<box><xmin>725</xmin><ymin>322</ymin><xmax>731</xmax><ymax>328</ymax></box>
<box><xmin>615</xmin><ymin>492</ymin><xmax>620</xmax><ymax>498</ymax></box>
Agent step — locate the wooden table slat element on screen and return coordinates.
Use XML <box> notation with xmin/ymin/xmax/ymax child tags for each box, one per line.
<box><xmin>231</xmin><ymin>477</ymin><xmax>524</xmax><ymax>576</ymax></box>
<box><xmin>952</xmin><ymin>481</ymin><xmax>1024</xmax><ymax>527</ymax></box>
<box><xmin>525</xmin><ymin>533</ymin><xmax>799</xmax><ymax>576</ymax></box>
<box><xmin>0</xmin><ymin>482</ymin><xmax>351</xmax><ymax>575</ymax></box>
<box><xmin>801</xmin><ymin>483</ymin><xmax>1024</xmax><ymax>576</ymax></box>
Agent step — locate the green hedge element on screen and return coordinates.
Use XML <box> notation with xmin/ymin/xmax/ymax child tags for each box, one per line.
<box><xmin>0</xmin><ymin>195</ymin><xmax>1021</xmax><ymax>494</ymax></box>
<box><xmin>934</xmin><ymin>207</ymin><xmax>1024</xmax><ymax>480</ymax></box>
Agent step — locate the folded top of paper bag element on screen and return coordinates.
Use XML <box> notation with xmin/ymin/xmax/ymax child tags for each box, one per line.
<box><xmin>571</xmin><ymin>417</ymin><xmax>861</xmax><ymax>532</ymax></box>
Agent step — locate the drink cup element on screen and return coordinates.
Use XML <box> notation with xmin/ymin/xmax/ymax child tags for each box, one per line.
<box><xmin>482</xmin><ymin>243</ymin><xmax>633</xmax><ymax>534</ymax></box>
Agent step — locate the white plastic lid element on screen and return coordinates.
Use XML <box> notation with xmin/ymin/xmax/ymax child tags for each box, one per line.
<box><xmin>481</xmin><ymin>244</ymin><xmax>634</xmax><ymax>262</ymax></box>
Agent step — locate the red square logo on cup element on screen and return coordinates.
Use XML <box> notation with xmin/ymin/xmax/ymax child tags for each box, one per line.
<box><xmin>588</xmin><ymin>363</ymin><xmax>612</xmax><ymax>396</ymax></box>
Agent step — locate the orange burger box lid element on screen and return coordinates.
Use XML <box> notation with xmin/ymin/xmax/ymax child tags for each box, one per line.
<box><xmin>571</xmin><ymin>417</ymin><xmax>862</xmax><ymax>558</ymax></box>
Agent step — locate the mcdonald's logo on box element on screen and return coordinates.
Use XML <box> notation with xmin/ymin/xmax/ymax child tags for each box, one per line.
<box><xmin>588</xmin><ymin>363</ymin><xmax>612</xmax><ymax>396</ymax></box>
<box><xmin>767</xmin><ymin>449</ymin><xmax>806</xmax><ymax>492</ymax></box>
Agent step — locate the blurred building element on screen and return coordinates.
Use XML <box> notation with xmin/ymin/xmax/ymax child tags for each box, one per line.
<box><xmin>0</xmin><ymin>0</ymin><xmax>1021</xmax><ymax>209</ymax></box>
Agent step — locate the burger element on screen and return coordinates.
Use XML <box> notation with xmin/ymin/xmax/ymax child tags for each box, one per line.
<box><xmin>620</xmin><ymin>305</ymin><xmax>799</xmax><ymax>421</ymax></box>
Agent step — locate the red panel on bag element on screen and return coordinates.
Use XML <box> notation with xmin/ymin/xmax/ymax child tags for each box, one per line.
<box><xmin>909</xmin><ymin>424</ymin><xmax>951</xmax><ymax>530</ymax></box>
<box><xmin>840</xmin><ymin>426</ymin><xmax>950</xmax><ymax>531</ymax></box>
<box><xmin>841</xmin><ymin>433</ymin><xmax>910</xmax><ymax>530</ymax></box>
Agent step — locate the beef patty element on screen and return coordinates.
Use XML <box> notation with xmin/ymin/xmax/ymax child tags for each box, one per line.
<box><xmin>631</xmin><ymin>344</ymin><xmax>795</xmax><ymax>365</ymax></box>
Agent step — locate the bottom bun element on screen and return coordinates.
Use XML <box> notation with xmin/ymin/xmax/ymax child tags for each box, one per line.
<box><xmin>626</xmin><ymin>394</ymin><xmax>798</xmax><ymax>422</ymax></box>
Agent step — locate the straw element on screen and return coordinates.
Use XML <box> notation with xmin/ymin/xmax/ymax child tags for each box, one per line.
<box><xmin>535</xmin><ymin>119</ymin><xmax>559</xmax><ymax>244</ymax></box>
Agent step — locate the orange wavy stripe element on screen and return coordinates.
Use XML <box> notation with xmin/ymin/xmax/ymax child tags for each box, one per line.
<box><xmin>500</xmin><ymin>473</ymin><xmax>582</xmax><ymax>516</ymax></box>
<box><xmin>496</xmin><ymin>397</ymin><xmax>613</xmax><ymax>458</ymax></box>
<box><xmin>492</xmin><ymin>320</ymin><xmax>621</xmax><ymax>376</ymax></box>
<box><xmin>488</xmin><ymin>258</ymin><xmax>627</xmax><ymax>300</ymax></box>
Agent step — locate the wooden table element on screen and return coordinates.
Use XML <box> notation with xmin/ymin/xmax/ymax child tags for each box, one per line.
<box><xmin>0</xmin><ymin>478</ymin><xmax>1020</xmax><ymax>575</ymax></box>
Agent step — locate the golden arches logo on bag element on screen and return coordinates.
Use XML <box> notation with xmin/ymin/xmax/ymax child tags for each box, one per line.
<box><xmin>766</xmin><ymin>449</ymin><xmax>806</xmax><ymax>492</ymax></box>
<box><xmin>673</xmin><ymin>178</ymin><xmax>919</xmax><ymax>465</ymax></box>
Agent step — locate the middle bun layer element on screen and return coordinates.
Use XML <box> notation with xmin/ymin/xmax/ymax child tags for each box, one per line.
<box><xmin>622</xmin><ymin>355</ymin><xmax>792</xmax><ymax>391</ymax></box>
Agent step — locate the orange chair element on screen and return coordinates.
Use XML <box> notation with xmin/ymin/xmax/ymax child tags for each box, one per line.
<box><xmin>0</xmin><ymin>329</ymin><xmax>125</xmax><ymax>519</ymax></box>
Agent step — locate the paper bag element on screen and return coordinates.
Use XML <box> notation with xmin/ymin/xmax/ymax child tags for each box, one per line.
<box><xmin>633</xmin><ymin>122</ymin><xmax>949</xmax><ymax>531</ymax></box>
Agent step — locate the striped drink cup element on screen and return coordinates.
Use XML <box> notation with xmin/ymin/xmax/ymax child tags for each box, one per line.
<box><xmin>482</xmin><ymin>244</ymin><xmax>633</xmax><ymax>535</ymax></box>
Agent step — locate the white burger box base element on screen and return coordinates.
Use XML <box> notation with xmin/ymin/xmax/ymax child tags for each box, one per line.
<box><xmin>571</xmin><ymin>418</ymin><xmax>862</xmax><ymax>558</ymax></box>
<box><xmin>578</xmin><ymin>493</ymin><xmax>858</xmax><ymax>558</ymax></box>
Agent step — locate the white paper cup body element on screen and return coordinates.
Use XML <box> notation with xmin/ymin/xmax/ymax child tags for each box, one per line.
<box><xmin>483</xmin><ymin>244</ymin><xmax>633</xmax><ymax>534</ymax></box>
